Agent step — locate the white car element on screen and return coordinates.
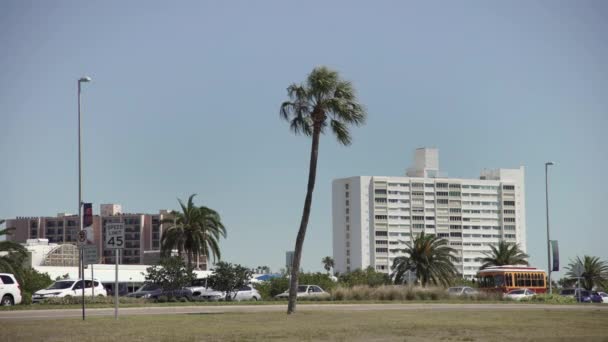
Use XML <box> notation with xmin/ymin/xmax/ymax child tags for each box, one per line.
<box><xmin>32</xmin><ymin>279</ymin><xmax>107</xmax><ymax>303</ymax></box>
<box><xmin>275</xmin><ymin>285</ymin><xmax>329</xmax><ymax>299</ymax></box>
<box><xmin>504</xmin><ymin>288</ymin><xmax>536</xmax><ymax>301</ymax></box>
<box><xmin>597</xmin><ymin>292</ymin><xmax>608</xmax><ymax>304</ymax></box>
<box><xmin>201</xmin><ymin>285</ymin><xmax>262</xmax><ymax>301</ymax></box>
<box><xmin>186</xmin><ymin>278</ymin><xmax>216</xmax><ymax>300</ymax></box>
<box><xmin>447</xmin><ymin>286</ymin><xmax>478</xmax><ymax>297</ymax></box>
<box><xmin>0</xmin><ymin>273</ymin><xmax>22</xmax><ymax>306</ymax></box>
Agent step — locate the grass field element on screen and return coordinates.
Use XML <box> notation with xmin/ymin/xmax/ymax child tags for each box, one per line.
<box><xmin>2</xmin><ymin>309</ymin><xmax>607</xmax><ymax>342</ymax></box>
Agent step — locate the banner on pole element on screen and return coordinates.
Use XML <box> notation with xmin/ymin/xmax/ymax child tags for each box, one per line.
<box><xmin>551</xmin><ymin>240</ymin><xmax>559</xmax><ymax>272</ymax></box>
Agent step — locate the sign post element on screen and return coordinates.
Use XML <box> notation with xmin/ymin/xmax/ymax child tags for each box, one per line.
<box><xmin>82</xmin><ymin>245</ymin><xmax>98</xmax><ymax>297</ymax></box>
<box><xmin>77</xmin><ymin>230</ymin><xmax>87</xmax><ymax>319</ymax></box>
<box><xmin>105</xmin><ymin>223</ymin><xmax>125</xmax><ymax>320</ymax></box>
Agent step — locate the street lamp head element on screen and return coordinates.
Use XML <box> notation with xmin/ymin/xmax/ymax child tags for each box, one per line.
<box><xmin>79</xmin><ymin>76</ymin><xmax>92</xmax><ymax>83</ymax></box>
<box><xmin>546</xmin><ymin>162</ymin><xmax>554</xmax><ymax>166</ymax></box>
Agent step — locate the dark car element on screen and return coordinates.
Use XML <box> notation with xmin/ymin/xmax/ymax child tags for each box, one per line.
<box><xmin>561</xmin><ymin>288</ymin><xmax>602</xmax><ymax>303</ymax></box>
<box><xmin>126</xmin><ymin>283</ymin><xmax>193</xmax><ymax>301</ymax></box>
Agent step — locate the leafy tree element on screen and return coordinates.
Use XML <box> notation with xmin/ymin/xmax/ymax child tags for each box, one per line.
<box><xmin>565</xmin><ymin>255</ymin><xmax>608</xmax><ymax>290</ymax></box>
<box><xmin>21</xmin><ymin>268</ymin><xmax>53</xmax><ymax>294</ymax></box>
<box><xmin>0</xmin><ymin>220</ymin><xmax>28</xmax><ymax>279</ymax></box>
<box><xmin>322</xmin><ymin>256</ymin><xmax>334</xmax><ymax>274</ymax></box>
<box><xmin>338</xmin><ymin>267</ymin><xmax>391</xmax><ymax>287</ymax></box>
<box><xmin>479</xmin><ymin>240</ymin><xmax>529</xmax><ymax>269</ymax></box>
<box><xmin>391</xmin><ymin>232</ymin><xmax>457</xmax><ymax>287</ymax></box>
<box><xmin>145</xmin><ymin>257</ymin><xmax>195</xmax><ymax>296</ymax></box>
<box><xmin>280</xmin><ymin>66</ymin><xmax>366</xmax><ymax>314</ymax></box>
<box><xmin>557</xmin><ymin>277</ymin><xmax>576</xmax><ymax>289</ymax></box>
<box><xmin>207</xmin><ymin>261</ymin><xmax>252</xmax><ymax>301</ymax></box>
<box><xmin>161</xmin><ymin>194</ymin><xmax>227</xmax><ymax>269</ymax></box>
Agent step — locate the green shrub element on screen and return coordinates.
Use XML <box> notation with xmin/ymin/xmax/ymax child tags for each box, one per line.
<box><xmin>520</xmin><ymin>294</ymin><xmax>576</xmax><ymax>304</ymax></box>
<box><xmin>39</xmin><ymin>296</ymin><xmax>146</xmax><ymax>305</ymax></box>
<box><xmin>156</xmin><ymin>296</ymin><xmax>168</xmax><ymax>303</ymax></box>
<box><xmin>337</xmin><ymin>267</ymin><xmax>391</xmax><ymax>288</ymax></box>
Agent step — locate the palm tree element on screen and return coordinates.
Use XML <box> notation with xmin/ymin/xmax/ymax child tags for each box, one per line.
<box><xmin>280</xmin><ymin>66</ymin><xmax>366</xmax><ymax>314</ymax></box>
<box><xmin>565</xmin><ymin>256</ymin><xmax>608</xmax><ymax>290</ymax></box>
<box><xmin>322</xmin><ymin>256</ymin><xmax>334</xmax><ymax>274</ymax></box>
<box><xmin>479</xmin><ymin>240</ymin><xmax>529</xmax><ymax>270</ymax></box>
<box><xmin>160</xmin><ymin>195</ymin><xmax>227</xmax><ymax>269</ymax></box>
<box><xmin>391</xmin><ymin>232</ymin><xmax>457</xmax><ymax>287</ymax></box>
<box><xmin>0</xmin><ymin>220</ymin><xmax>28</xmax><ymax>277</ymax></box>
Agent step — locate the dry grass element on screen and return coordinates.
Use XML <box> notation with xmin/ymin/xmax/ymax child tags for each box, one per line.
<box><xmin>1</xmin><ymin>308</ymin><xmax>607</xmax><ymax>342</ymax></box>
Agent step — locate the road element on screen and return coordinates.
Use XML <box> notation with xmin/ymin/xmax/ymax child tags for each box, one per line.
<box><xmin>1</xmin><ymin>303</ymin><xmax>606</xmax><ymax>320</ymax></box>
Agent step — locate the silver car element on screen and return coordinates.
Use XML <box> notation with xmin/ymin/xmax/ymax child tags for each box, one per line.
<box><xmin>275</xmin><ymin>285</ymin><xmax>329</xmax><ymax>299</ymax></box>
<box><xmin>447</xmin><ymin>286</ymin><xmax>478</xmax><ymax>297</ymax></box>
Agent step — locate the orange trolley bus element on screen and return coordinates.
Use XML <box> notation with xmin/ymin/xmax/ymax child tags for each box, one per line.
<box><xmin>476</xmin><ymin>266</ymin><xmax>547</xmax><ymax>294</ymax></box>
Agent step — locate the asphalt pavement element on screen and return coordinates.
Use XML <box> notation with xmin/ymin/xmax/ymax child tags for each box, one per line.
<box><xmin>1</xmin><ymin>303</ymin><xmax>607</xmax><ymax>321</ymax></box>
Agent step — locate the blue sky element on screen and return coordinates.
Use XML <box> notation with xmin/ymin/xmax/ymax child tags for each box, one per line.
<box><xmin>1</xmin><ymin>1</ymin><xmax>606</xmax><ymax>276</ymax></box>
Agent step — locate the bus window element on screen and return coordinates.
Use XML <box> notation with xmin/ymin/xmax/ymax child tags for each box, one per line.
<box><xmin>505</xmin><ymin>273</ymin><xmax>512</xmax><ymax>287</ymax></box>
<box><xmin>525</xmin><ymin>273</ymin><xmax>531</xmax><ymax>287</ymax></box>
<box><xmin>494</xmin><ymin>274</ymin><xmax>505</xmax><ymax>287</ymax></box>
<box><xmin>531</xmin><ymin>274</ymin><xmax>538</xmax><ymax>287</ymax></box>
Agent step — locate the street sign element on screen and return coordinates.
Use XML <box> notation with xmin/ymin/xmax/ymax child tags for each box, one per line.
<box><xmin>105</xmin><ymin>223</ymin><xmax>125</xmax><ymax>249</ymax></box>
<box><xmin>77</xmin><ymin>230</ymin><xmax>87</xmax><ymax>245</ymax></box>
<box><xmin>82</xmin><ymin>245</ymin><xmax>98</xmax><ymax>265</ymax></box>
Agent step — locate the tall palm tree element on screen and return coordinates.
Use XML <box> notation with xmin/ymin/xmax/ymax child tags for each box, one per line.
<box><xmin>322</xmin><ymin>256</ymin><xmax>334</xmax><ymax>274</ymax></box>
<box><xmin>565</xmin><ymin>255</ymin><xmax>608</xmax><ymax>290</ymax></box>
<box><xmin>280</xmin><ymin>66</ymin><xmax>366</xmax><ymax>314</ymax></box>
<box><xmin>0</xmin><ymin>220</ymin><xmax>28</xmax><ymax>277</ymax></box>
<box><xmin>160</xmin><ymin>195</ymin><xmax>227</xmax><ymax>269</ymax></box>
<box><xmin>479</xmin><ymin>240</ymin><xmax>529</xmax><ymax>270</ymax></box>
<box><xmin>391</xmin><ymin>232</ymin><xmax>457</xmax><ymax>287</ymax></box>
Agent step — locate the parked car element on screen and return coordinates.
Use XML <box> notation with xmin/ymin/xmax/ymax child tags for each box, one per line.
<box><xmin>32</xmin><ymin>279</ymin><xmax>107</xmax><ymax>303</ymax></box>
<box><xmin>447</xmin><ymin>286</ymin><xmax>478</xmax><ymax>297</ymax></box>
<box><xmin>275</xmin><ymin>285</ymin><xmax>329</xmax><ymax>299</ymax></box>
<box><xmin>560</xmin><ymin>288</ymin><xmax>603</xmax><ymax>303</ymax></box>
<box><xmin>597</xmin><ymin>292</ymin><xmax>608</xmax><ymax>304</ymax></box>
<box><xmin>200</xmin><ymin>285</ymin><xmax>262</xmax><ymax>301</ymax></box>
<box><xmin>504</xmin><ymin>288</ymin><xmax>536</xmax><ymax>301</ymax></box>
<box><xmin>126</xmin><ymin>283</ymin><xmax>193</xmax><ymax>301</ymax></box>
<box><xmin>186</xmin><ymin>278</ymin><xmax>216</xmax><ymax>301</ymax></box>
<box><xmin>0</xmin><ymin>273</ymin><xmax>22</xmax><ymax>306</ymax></box>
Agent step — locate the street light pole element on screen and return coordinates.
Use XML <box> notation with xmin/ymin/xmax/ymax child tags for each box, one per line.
<box><xmin>545</xmin><ymin>161</ymin><xmax>554</xmax><ymax>294</ymax></box>
<box><xmin>78</xmin><ymin>76</ymin><xmax>91</xmax><ymax>320</ymax></box>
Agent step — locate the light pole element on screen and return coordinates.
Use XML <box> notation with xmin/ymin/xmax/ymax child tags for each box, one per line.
<box><xmin>545</xmin><ymin>161</ymin><xmax>554</xmax><ymax>294</ymax></box>
<box><xmin>78</xmin><ymin>76</ymin><xmax>91</xmax><ymax>320</ymax></box>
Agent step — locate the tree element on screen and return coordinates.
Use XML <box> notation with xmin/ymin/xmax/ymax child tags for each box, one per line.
<box><xmin>391</xmin><ymin>232</ymin><xmax>457</xmax><ymax>287</ymax></box>
<box><xmin>565</xmin><ymin>255</ymin><xmax>608</xmax><ymax>290</ymax></box>
<box><xmin>161</xmin><ymin>194</ymin><xmax>227</xmax><ymax>269</ymax></box>
<box><xmin>322</xmin><ymin>256</ymin><xmax>334</xmax><ymax>274</ymax></box>
<box><xmin>207</xmin><ymin>262</ymin><xmax>252</xmax><ymax>301</ymax></box>
<box><xmin>280</xmin><ymin>66</ymin><xmax>366</xmax><ymax>314</ymax></box>
<box><xmin>0</xmin><ymin>220</ymin><xmax>28</xmax><ymax>279</ymax></box>
<box><xmin>21</xmin><ymin>268</ymin><xmax>53</xmax><ymax>295</ymax></box>
<box><xmin>479</xmin><ymin>240</ymin><xmax>529</xmax><ymax>269</ymax></box>
<box><xmin>145</xmin><ymin>257</ymin><xmax>195</xmax><ymax>296</ymax></box>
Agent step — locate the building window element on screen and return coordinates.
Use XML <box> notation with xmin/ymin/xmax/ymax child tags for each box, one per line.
<box><xmin>375</xmin><ymin>215</ymin><xmax>387</xmax><ymax>220</ymax></box>
<box><xmin>346</xmin><ymin>200</ymin><xmax>349</xmax><ymax>206</ymax></box>
<box><xmin>503</xmin><ymin>201</ymin><xmax>515</xmax><ymax>206</ymax></box>
<box><xmin>436</xmin><ymin>191</ymin><xmax>448</xmax><ymax>197</ymax></box>
<box><xmin>375</xmin><ymin>189</ymin><xmax>387</xmax><ymax>195</ymax></box>
<box><xmin>449</xmin><ymin>192</ymin><xmax>461</xmax><ymax>196</ymax></box>
<box><xmin>504</xmin><ymin>217</ymin><xmax>516</xmax><ymax>222</ymax></box>
<box><xmin>449</xmin><ymin>216</ymin><xmax>462</xmax><ymax>221</ymax></box>
<box><xmin>450</xmin><ymin>232</ymin><xmax>462</xmax><ymax>237</ymax></box>
<box><xmin>438</xmin><ymin>233</ymin><xmax>449</xmax><ymax>238</ymax></box>
<box><xmin>375</xmin><ymin>231</ymin><xmax>388</xmax><ymax>236</ymax></box>
<box><xmin>346</xmin><ymin>225</ymin><xmax>350</xmax><ymax>231</ymax></box>
<box><xmin>345</xmin><ymin>184</ymin><xmax>349</xmax><ymax>190</ymax></box>
<box><xmin>503</xmin><ymin>210</ymin><xmax>515</xmax><ymax>214</ymax></box>
<box><xmin>375</xmin><ymin>248</ymin><xmax>388</xmax><ymax>253</ymax></box>
<box><xmin>345</xmin><ymin>208</ymin><xmax>349</xmax><ymax>214</ymax></box>
<box><xmin>449</xmin><ymin>208</ymin><xmax>461</xmax><ymax>213</ymax></box>
<box><xmin>376</xmin><ymin>240</ymin><xmax>388</xmax><ymax>245</ymax></box>
<box><xmin>345</xmin><ymin>191</ymin><xmax>349</xmax><ymax>198</ymax></box>
<box><xmin>436</xmin><ymin>183</ymin><xmax>448</xmax><ymax>188</ymax></box>
<box><xmin>437</xmin><ymin>199</ymin><xmax>448</xmax><ymax>204</ymax></box>
<box><xmin>412</xmin><ymin>216</ymin><xmax>424</xmax><ymax>221</ymax></box>
<box><xmin>449</xmin><ymin>184</ymin><xmax>461</xmax><ymax>189</ymax></box>
<box><xmin>502</xmin><ymin>185</ymin><xmax>515</xmax><ymax>190</ymax></box>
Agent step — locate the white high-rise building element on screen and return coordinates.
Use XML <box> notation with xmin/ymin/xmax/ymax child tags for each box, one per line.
<box><xmin>332</xmin><ymin>148</ymin><xmax>526</xmax><ymax>279</ymax></box>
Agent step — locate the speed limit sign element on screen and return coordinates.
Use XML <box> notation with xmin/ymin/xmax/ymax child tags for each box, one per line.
<box><xmin>105</xmin><ymin>223</ymin><xmax>125</xmax><ymax>249</ymax></box>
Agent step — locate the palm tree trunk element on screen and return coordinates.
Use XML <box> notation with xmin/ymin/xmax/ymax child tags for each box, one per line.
<box><xmin>187</xmin><ymin>251</ymin><xmax>192</xmax><ymax>270</ymax></box>
<box><xmin>287</xmin><ymin>124</ymin><xmax>321</xmax><ymax>314</ymax></box>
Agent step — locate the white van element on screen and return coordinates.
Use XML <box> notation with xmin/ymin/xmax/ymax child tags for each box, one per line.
<box><xmin>32</xmin><ymin>278</ymin><xmax>107</xmax><ymax>303</ymax></box>
<box><xmin>0</xmin><ymin>273</ymin><xmax>22</xmax><ymax>306</ymax></box>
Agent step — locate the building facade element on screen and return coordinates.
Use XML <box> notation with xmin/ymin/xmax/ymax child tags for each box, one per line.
<box><xmin>332</xmin><ymin>148</ymin><xmax>526</xmax><ymax>279</ymax></box>
<box><xmin>5</xmin><ymin>205</ymin><xmax>207</xmax><ymax>269</ymax></box>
